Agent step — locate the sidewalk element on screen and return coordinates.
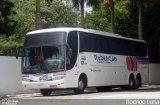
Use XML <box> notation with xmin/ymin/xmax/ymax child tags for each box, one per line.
<box><xmin>141</xmin><ymin>85</ymin><xmax>160</xmax><ymax>90</ymax></box>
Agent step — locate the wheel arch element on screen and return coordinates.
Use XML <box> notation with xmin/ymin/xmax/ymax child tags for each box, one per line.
<box><xmin>78</xmin><ymin>73</ymin><xmax>88</xmax><ymax>88</ymax></box>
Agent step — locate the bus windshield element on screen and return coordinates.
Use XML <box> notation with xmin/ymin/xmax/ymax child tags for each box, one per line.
<box><xmin>22</xmin><ymin>45</ymin><xmax>65</xmax><ymax>74</ymax></box>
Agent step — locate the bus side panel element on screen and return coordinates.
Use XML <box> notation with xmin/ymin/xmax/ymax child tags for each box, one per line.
<box><xmin>64</xmin><ymin>69</ymin><xmax>79</xmax><ymax>88</ymax></box>
<box><xmin>64</xmin><ymin>53</ymin><xmax>147</xmax><ymax>88</ymax></box>
<box><xmin>78</xmin><ymin>53</ymin><xmax>129</xmax><ymax>87</ymax></box>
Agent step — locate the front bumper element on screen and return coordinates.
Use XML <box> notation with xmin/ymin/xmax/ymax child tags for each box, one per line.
<box><xmin>22</xmin><ymin>79</ymin><xmax>65</xmax><ymax>90</ymax></box>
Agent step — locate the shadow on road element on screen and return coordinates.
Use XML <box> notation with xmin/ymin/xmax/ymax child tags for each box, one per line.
<box><xmin>109</xmin><ymin>85</ymin><xmax>160</xmax><ymax>93</ymax></box>
<box><xmin>22</xmin><ymin>85</ymin><xmax>160</xmax><ymax>98</ymax></box>
<box><xmin>34</xmin><ymin>90</ymin><xmax>98</xmax><ymax>97</ymax></box>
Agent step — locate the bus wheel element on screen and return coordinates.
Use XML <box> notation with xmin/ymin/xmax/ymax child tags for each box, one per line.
<box><xmin>74</xmin><ymin>78</ymin><xmax>85</xmax><ymax>94</ymax></box>
<box><xmin>136</xmin><ymin>75</ymin><xmax>141</xmax><ymax>89</ymax></box>
<box><xmin>40</xmin><ymin>89</ymin><xmax>52</xmax><ymax>96</ymax></box>
<box><xmin>129</xmin><ymin>76</ymin><xmax>136</xmax><ymax>90</ymax></box>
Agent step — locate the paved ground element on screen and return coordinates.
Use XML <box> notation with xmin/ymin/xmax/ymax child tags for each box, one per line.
<box><xmin>1</xmin><ymin>85</ymin><xmax>160</xmax><ymax>105</ymax></box>
<box><xmin>8</xmin><ymin>85</ymin><xmax>160</xmax><ymax>99</ymax></box>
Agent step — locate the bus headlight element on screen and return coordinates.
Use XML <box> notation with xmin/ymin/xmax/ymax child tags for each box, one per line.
<box><xmin>22</xmin><ymin>78</ymin><xmax>30</xmax><ymax>82</ymax></box>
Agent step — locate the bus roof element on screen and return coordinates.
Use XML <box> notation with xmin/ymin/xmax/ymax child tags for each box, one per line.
<box><xmin>27</xmin><ymin>27</ymin><xmax>146</xmax><ymax>43</ymax></box>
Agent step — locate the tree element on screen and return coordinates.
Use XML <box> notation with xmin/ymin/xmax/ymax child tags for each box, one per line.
<box><xmin>35</xmin><ymin>0</ymin><xmax>42</xmax><ymax>29</ymax></box>
<box><xmin>85</xmin><ymin>0</ymin><xmax>136</xmax><ymax>38</ymax></box>
<box><xmin>84</xmin><ymin>5</ymin><xmax>110</xmax><ymax>31</ymax></box>
<box><xmin>103</xmin><ymin>0</ymin><xmax>120</xmax><ymax>33</ymax></box>
<box><xmin>45</xmin><ymin>0</ymin><xmax>53</xmax><ymax>3</ymax></box>
<box><xmin>104</xmin><ymin>0</ymin><xmax>115</xmax><ymax>32</ymax></box>
<box><xmin>143</xmin><ymin>2</ymin><xmax>160</xmax><ymax>62</ymax></box>
<box><xmin>72</xmin><ymin>0</ymin><xmax>102</xmax><ymax>27</ymax></box>
<box><xmin>130</xmin><ymin>0</ymin><xmax>160</xmax><ymax>39</ymax></box>
<box><xmin>72</xmin><ymin>0</ymin><xmax>85</xmax><ymax>27</ymax></box>
<box><xmin>12</xmin><ymin>0</ymin><xmax>78</xmax><ymax>36</ymax></box>
<box><xmin>0</xmin><ymin>0</ymin><xmax>17</xmax><ymax>35</ymax></box>
<box><xmin>129</xmin><ymin>0</ymin><xmax>145</xmax><ymax>39</ymax></box>
<box><xmin>0</xmin><ymin>0</ymin><xmax>78</xmax><ymax>56</ymax></box>
<box><xmin>84</xmin><ymin>0</ymin><xmax>120</xmax><ymax>33</ymax></box>
<box><xmin>85</xmin><ymin>0</ymin><xmax>160</xmax><ymax>63</ymax></box>
<box><xmin>12</xmin><ymin>0</ymin><xmax>35</xmax><ymax>37</ymax></box>
<box><xmin>41</xmin><ymin>1</ymin><xmax>78</xmax><ymax>28</ymax></box>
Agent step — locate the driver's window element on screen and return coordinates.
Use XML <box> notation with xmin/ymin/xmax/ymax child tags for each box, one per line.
<box><xmin>67</xmin><ymin>31</ymin><xmax>78</xmax><ymax>70</ymax></box>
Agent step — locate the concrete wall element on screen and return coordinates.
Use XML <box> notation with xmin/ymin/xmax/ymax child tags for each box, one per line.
<box><xmin>0</xmin><ymin>56</ymin><xmax>22</xmax><ymax>96</ymax></box>
<box><xmin>149</xmin><ymin>63</ymin><xmax>160</xmax><ymax>85</ymax></box>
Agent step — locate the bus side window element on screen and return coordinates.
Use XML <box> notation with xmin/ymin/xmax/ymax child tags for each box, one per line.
<box><xmin>138</xmin><ymin>43</ymin><xmax>147</xmax><ymax>57</ymax></box>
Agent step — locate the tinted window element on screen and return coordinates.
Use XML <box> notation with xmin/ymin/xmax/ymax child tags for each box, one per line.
<box><xmin>67</xmin><ymin>31</ymin><xmax>78</xmax><ymax>70</ymax></box>
<box><xmin>79</xmin><ymin>31</ymin><xmax>147</xmax><ymax>57</ymax></box>
<box><xmin>25</xmin><ymin>32</ymin><xmax>67</xmax><ymax>48</ymax></box>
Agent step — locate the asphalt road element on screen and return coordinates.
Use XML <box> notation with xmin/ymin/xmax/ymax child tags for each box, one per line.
<box><xmin>1</xmin><ymin>85</ymin><xmax>160</xmax><ymax>105</ymax></box>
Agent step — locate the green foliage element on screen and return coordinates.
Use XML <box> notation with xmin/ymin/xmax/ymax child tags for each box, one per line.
<box><xmin>0</xmin><ymin>0</ymin><xmax>17</xmax><ymax>35</ymax></box>
<box><xmin>12</xmin><ymin>0</ymin><xmax>35</xmax><ymax>38</ymax></box>
<box><xmin>85</xmin><ymin>0</ymin><xmax>137</xmax><ymax>38</ymax></box>
<box><xmin>12</xmin><ymin>0</ymin><xmax>79</xmax><ymax>36</ymax></box>
<box><xmin>84</xmin><ymin>5</ymin><xmax>110</xmax><ymax>31</ymax></box>
<box><xmin>143</xmin><ymin>3</ymin><xmax>160</xmax><ymax>62</ymax></box>
<box><xmin>0</xmin><ymin>0</ymin><xmax>159</xmax><ymax>62</ymax></box>
<box><xmin>0</xmin><ymin>0</ymin><xmax>79</xmax><ymax>56</ymax></box>
<box><xmin>71</xmin><ymin>0</ymin><xmax>102</xmax><ymax>27</ymax></box>
<box><xmin>0</xmin><ymin>35</ymin><xmax>22</xmax><ymax>56</ymax></box>
<box><xmin>128</xmin><ymin>0</ymin><xmax>160</xmax><ymax>62</ymax></box>
<box><xmin>87</xmin><ymin>0</ymin><xmax>103</xmax><ymax>10</ymax></box>
<box><xmin>85</xmin><ymin>0</ymin><xmax>160</xmax><ymax>62</ymax></box>
<box><xmin>115</xmin><ymin>0</ymin><xmax>137</xmax><ymax>38</ymax></box>
<box><xmin>41</xmin><ymin>1</ymin><xmax>79</xmax><ymax>28</ymax></box>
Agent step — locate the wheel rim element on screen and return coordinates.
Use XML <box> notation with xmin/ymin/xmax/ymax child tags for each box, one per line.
<box><xmin>130</xmin><ymin>78</ymin><xmax>134</xmax><ymax>88</ymax></box>
<box><xmin>79</xmin><ymin>79</ymin><xmax>84</xmax><ymax>90</ymax></box>
<box><xmin>136</xmin><ymin>78</ymin><xmax>140</xmax><ymax>87</ymax></box>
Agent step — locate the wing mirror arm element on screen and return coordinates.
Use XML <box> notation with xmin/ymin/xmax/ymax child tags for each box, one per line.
<box><xmin>65</xmin><ymin>44</ymin><xmax>72</xmax><ymax>59</ymax></box>
<box><xmin>65</xmin><ymin>44</ymin><xmax>72</xmax><ymax>65</ymax></box>
<box><xmin>16</xmin><ymin>45</ymin><xmax>23</xmax><ymax>59</ymax></box>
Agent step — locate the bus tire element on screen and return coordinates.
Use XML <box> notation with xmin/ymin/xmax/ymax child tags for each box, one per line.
<box><xmin>136</xmin><ymin>74</ymin><xmax>142</xmax><ymax>89</ymax></box>
<box><xmin>40</xmin><ymin>89</ymin><xmax>52</xmax><ymax>96</ymax></box>
<box><xmin>74</xmin><ymin>78</ymin><xmax>85</xmax><ymax>94</ymax></box>
<box><xmin>129</xmin><ymin>76</ymin><xmax>136</xmax><ymax>90</ymax></box>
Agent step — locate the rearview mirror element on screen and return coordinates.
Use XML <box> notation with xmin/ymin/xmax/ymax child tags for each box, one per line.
<box><xmin>65</xmin><ymin>44</ymin><xmax>72</xmax><ymax>59</ymax></box>
<box><xmin>16</xmin><ymin>45</ymin><xmax>23</xmax><ymax>59</ymax></box>
<box><xmin>65</xmin><ymin>44</ymin><xmax>72</xmax><ymax>65</ymax></box>
<box><xmin>68</xmin><ymin>48</ymin><xmax>72</xmax><ymax>59</ymax></box>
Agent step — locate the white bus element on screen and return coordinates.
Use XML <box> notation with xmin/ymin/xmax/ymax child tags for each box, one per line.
<box><xmin>20</xmin><ymin>28</ymin><xmax>149</xmax><ymax>96</ymax></box>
